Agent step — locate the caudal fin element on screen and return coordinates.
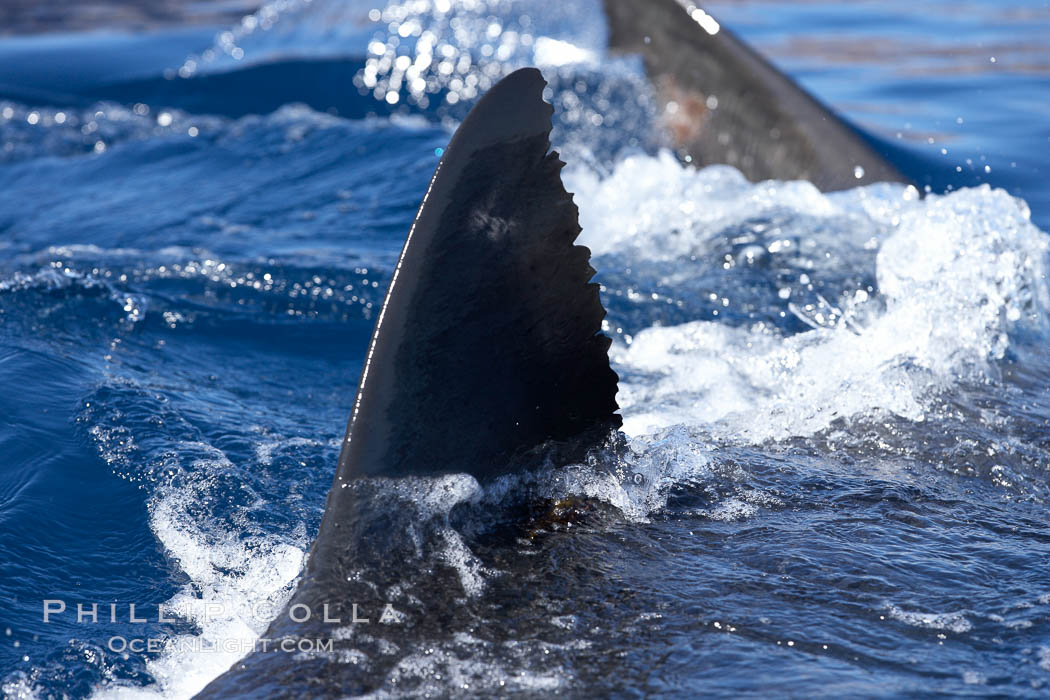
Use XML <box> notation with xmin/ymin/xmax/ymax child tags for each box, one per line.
<box><xmin>602</xmin><ymin>0</ymin><xmax>912</xmax><ymax>190</ymax></box>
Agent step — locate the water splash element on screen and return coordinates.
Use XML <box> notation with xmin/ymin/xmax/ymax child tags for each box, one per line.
<box><xmin>570</xmin><ymin>154</ymin><xmax>1049</xmax><ymax>442</ymax></box>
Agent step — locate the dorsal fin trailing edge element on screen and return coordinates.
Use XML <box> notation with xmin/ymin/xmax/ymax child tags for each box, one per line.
<box><xmin>330</xmin><ymin>67</ymin><xmax>620</xmax><ymax>487</ymax></box>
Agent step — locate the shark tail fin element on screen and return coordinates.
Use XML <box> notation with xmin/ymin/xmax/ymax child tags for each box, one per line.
<box><xmin>602</xmin><ymin>0</ymin><xmax>911</xmax><ymax>190</ymax></box>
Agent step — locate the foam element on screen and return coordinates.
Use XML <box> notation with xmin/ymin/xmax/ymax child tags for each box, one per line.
<box><xmin>435</xmin><ymin>528</ymin><xmax>488</xmax><ymax>597</ymax></box>
<box><xmin>569</xmin><ymin>154</ymin><xmax>1049</xmax><ymax>443</ymax></box>
<box><xmin>254</xmin><ymin>436</ymin><xmax>329</xmax><ymax>467</ymax></box>
<box><xmin>359</xmin><ymin>638</ymin><xmax>567</xmax><ymax>699</ymax></box>
<box><xmin>701</xmin><ymin>498</ymin><xmax>758</xmax><ymax>521</ymax></box>
<box><xmin>885</xmin><ymin>605</ymin><xmax>973</xmax><ymax>634</ymax></box>
<box><xmin>1039</xmin><ymin>646</ymin><xmax>1050</xmax><ymax>672</ymax></box>
<box><xmin>0</xmin><ymin>677</ymin><xmax>40</xmax><ymax>700</ymax></box>
<box><xmin>89</xmin><ymin>455</ymin><xmax>307</xmax><ymax>700</ymax></box>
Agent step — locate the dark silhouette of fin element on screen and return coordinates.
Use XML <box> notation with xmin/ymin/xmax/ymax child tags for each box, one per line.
<box><xmin>195</xmin><ymin>69</ymin><xmax>622</xmax><ymax>699</ymax></box>
<box><xmin>602</xmin><ymin>0</ymin><xmax>913</xmax><ymax>191</ymax></box>
<box><xmin>332</xmin><ymin>67</ymin><xmax>620</xmax><ymax>485</ymax></box>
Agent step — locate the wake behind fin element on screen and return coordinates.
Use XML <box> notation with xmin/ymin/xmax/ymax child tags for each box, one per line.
<box><xmin>331</xmin><ymin>67</ymin><xmax>620</xmax><ymax>485</ymax></box>
<box><xmin>602</xmin><ymin>0</ymin><xmax>913</xmax><ymax>191</ymax></box>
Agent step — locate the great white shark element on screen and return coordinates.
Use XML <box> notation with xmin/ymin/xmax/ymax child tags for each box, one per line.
<box><xmin>197</xmin><ymin>1</ymin><xmax>909</xmax><ymax>695</ymax></box>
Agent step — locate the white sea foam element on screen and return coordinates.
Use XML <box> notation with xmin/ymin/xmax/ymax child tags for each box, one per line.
<box><xmin>1039</xmin><ymin>646</ymin><xmax>1050</xmax><ymax>672</ymax></box>
<box><xmin>570</xmin><ymin>154</ymin><xmax>1050</xmax><ymax>442</ymax></box>
<box><xmin>90</xmin><ymin>452</ymin><xmax>308</xmax><ymax>700</ymax></box>
<box><xmin>359</xmin><ymin>637</ymin><xmax>567</xmax><ymax>699</ymax></box>
<box><xmin>885</xmin><ymin>605</ymin><xmax>973</xmax><ymax>634</ymax></box>
<box><xmin>0</xmin><ymin>677</ymin><xmax>40</xmax><ymax>700</ymax></box>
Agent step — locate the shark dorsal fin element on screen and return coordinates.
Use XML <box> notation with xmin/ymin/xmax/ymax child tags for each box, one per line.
<box><xmin>602</xmin><ymin>0</ymin><xmax>911</xmax><ymax>190</ymax></box>
<box><xmin>333</xmin><ymin>67</ymin><xmax>620</xmax><ymax>482</ymax></box>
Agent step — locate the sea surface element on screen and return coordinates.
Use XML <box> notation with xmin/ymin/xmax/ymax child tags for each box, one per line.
<box><xmin>1</xmin><ymin>0</ymin><xmax>1050</xmax><ymax>697</ymax></box>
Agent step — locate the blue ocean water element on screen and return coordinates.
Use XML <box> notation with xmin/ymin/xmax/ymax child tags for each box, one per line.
<box><xmin>1</xmin><ymin>0</ymin><xmax>1049</xmax><ymax>697</ymax></box>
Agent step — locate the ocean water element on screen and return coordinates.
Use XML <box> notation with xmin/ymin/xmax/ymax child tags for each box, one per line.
<box><xmin>1</xmin><ymin>0</ymin><xmax>1049</xmax><ymax>697</ymax></box>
